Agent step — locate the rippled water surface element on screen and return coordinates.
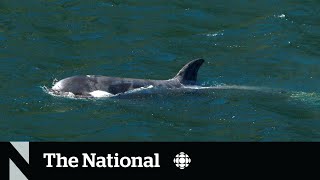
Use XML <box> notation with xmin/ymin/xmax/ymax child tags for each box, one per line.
<box><xmin>1</xmin><ymin>0</ymin><xmax>320</xmax><ymax>141</ymax></box>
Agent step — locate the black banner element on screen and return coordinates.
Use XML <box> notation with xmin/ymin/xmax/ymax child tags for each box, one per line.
<box><xmin>0</xmin><ymin>142</ymin><xmax>317</xmax><ymax>179</ymax></box>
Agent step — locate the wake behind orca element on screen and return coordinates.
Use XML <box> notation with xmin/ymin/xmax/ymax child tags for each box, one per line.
<box><xmin>49</xmin><ymin>58</ymin><xmax>205</xmax><ymax>98</ymax></box>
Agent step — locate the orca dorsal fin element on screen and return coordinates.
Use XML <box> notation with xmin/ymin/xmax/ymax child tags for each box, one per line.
<box><xmin>173</xmin><ymin>58</ymin><xmax>205</xmax><ymax>85</ymax></box>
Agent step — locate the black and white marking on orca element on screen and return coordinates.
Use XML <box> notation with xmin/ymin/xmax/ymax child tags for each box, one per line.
<box><xmin>50</xmin><ymin>58</ymin><xmax>205</xmax><ymax>98</ymax></box>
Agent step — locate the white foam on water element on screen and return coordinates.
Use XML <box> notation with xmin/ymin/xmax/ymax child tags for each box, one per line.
<box><xmin>123</xmin><ymin>85</ymin><xmax>154</xmax><ymax>94</ymax></box>
<box><xmin>42</xmin><ymin>86</ymin><xmax>78</xmax><ymax>99</ymax></box>
<box><xmin>206</xmin><ymin>33</ymin><xmax>219</xmax><ymax>37</ymax></box>
<box><xmin>205</xmin><ymin>32</ymin><xmax>224</xmax><ymax>37</ymax></box>
<box><xmin>182</xmin><ymin>85</ymin><xmax>266</xmax><ymax>91</ymax></box>
<box><xmin>52</xmin><ymin>78</ymin><xmax>59</xmax><ymax>86</ymax></box>
<box><xmin>290</xmin><ymin>92</ymin><xmax>320</xmax><ymax>106</ymax></box>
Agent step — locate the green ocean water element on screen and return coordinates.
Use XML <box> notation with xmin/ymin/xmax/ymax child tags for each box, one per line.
<box><xmin>1</xmin><ymin>0</ymin><xmax>320</xmax><ymax>141</ymax></box>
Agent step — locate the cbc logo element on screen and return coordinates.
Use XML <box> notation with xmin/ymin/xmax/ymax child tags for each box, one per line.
<box><xmin>173</xmin><ymin>152</ymin><xmax>191</xmax><ymax>169</ymax></box>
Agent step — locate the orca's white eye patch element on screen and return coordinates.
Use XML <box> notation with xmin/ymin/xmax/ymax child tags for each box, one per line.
<box><xmin>89</xmin><ymin>90</ymin><xmax>113</xmax><ymax>98</ymax></box>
